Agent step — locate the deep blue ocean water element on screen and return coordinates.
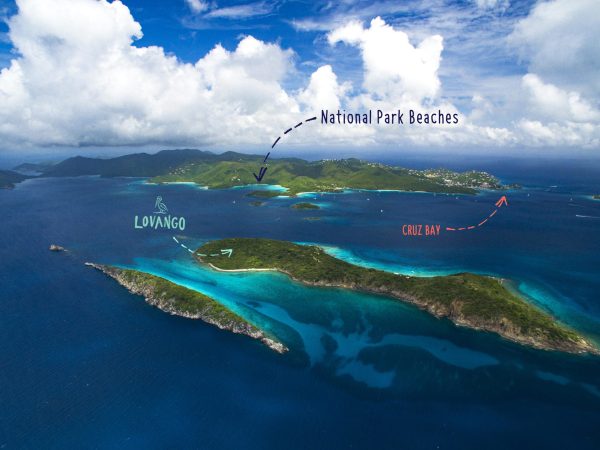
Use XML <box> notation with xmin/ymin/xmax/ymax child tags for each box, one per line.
<box><xmin>1</xmin><ymin>158</ymin><xmax>600</xmax><ymax>449</ymax></box>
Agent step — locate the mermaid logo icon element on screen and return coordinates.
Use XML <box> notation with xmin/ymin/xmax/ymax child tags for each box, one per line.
<box><xmin>154</xmin><ymin>196</ymin><xmax>168</xmax><ymax>214</ymax></box>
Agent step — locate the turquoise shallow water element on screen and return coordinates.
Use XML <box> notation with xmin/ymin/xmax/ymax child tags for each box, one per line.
<box><xmin>301</xmin><ymin>242</ymin><xmax>457</xmax><ymax>276</ymax></box>
<box><xmin>125</xmin><ymin>252</ymin><xmax>599</xmax><ymax>398</ymax></box>
<box><xmin>1</xmin><ymin>162</ymin><xmax>600</xmax><ymax>448</ymax></box>
<box><xmin>127</xmin><ymin>256</ymin><xmax>501</xmax><ymax>384</ymax></box>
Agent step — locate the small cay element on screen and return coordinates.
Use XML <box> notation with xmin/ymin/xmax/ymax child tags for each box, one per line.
<box><xmin>195</xmin><ymin>238</ymin><xmax>598</xmax><ymax>355</ymax></box>
<box><xmin>85</xmin><ymin>263</ymin><xmax>287</xmax><ymax>354</ymax></box>
<box><xmin>292</xmin><ymin>202</ymin><xmax>320</xmax><ymax>210</ymax></box>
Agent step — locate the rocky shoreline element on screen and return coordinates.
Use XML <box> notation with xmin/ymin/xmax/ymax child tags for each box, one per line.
<box><xmin>209</xmin><ymin>264</ymin><xmax>596</xmax><ymax>354</ymax></box>
<box><xmin>197</xmin><ymin>238</ymin><xmax>599</xmax><ymax>356</ymax></box>
<box><xmin>86</xmin><ymin>263</ymin><xmax>287</xmax><ymax>354</ymax></box>
<box><xmin>324</xmin><ymin>280</ymin><xmax>596</xmax><ymax>355</ymax></box>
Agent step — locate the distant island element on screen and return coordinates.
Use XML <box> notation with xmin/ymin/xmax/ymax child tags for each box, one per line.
<box><xmin>151</xmin><ymin>153</ymin><xmax>510</xmax><ymax>195</ymax></box>
<box><xmin>245</xmin><ymin>190</ymin><xmax>281</xmax><ymax>199</ymax></box>
<box><xmin>593</xmin><ymin>195</ymin><xmax>599</xmax><ymax>200</ymax></box>
<box><xmin>292</xmin><ymin>202</ymin><xmax>320</xmax><ymax>210</ymax></box>
<box><xmin>13</xmin><ymin>162</ymin><xmax>55</xmax><ymax>175</ymax></box>
<box><xmin>86</xmin><ymin>263</ymin><xmax>287</xmax><ymax>353</ymax></box>
<box><xmin>195</xmin><ymin>238</ymin><xmax>597</xmax><ymax>355</ymax></box>
<box><xmin>0</xmin><ymin>170</ymin><xmax>28</xmax><ymax>189</ymax></box>
<box><xmin>11</xmin><ymin>149</ymin><xmax>515</xmax><ymax>195</ymax></box>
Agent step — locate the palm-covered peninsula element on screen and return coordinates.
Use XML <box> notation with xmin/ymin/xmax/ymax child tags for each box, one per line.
<box><xmin>195</xmin><ymin>238</ymin><xmax>597</xmax><ymax>355</ymax></box>
<box><xmin>151</xmin><ymin>156</ymin><xmax>505</xmax><ymax>195</ymax></box>
<box><xmin>86</xmin><ymin>263</ymin><xmax>287</xmax><ymax>353</ymax></box>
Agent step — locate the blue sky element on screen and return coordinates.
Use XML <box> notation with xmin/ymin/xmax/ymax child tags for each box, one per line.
<box><xmin>0</xmin><ymin>0</ymin><xmax>534</xmax><ymax>90</ymax></box>
<box><xmin>0</xmin><ymin>0</ymin><xmax>598</xmax><ymax>156</ymax></box>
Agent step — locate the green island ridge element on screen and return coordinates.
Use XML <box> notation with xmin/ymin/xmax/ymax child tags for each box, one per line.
<box><xmin>85</xmin><ymin>263</ymin><xmax>287</xmax><ymax>353</ymax></box>
<box><xmin>195</xmin><ymin>238</ymin><xmax>597</xmax><ymax>355</ymax></box>
<box><xmin>292</xmin><ymin>202</ymin><xmax>320</xmax><ymax>210</ymax></box>
<box><xmin>149</xmin><ymin>153</ymin><xmax>510</xmax><ymax>195</ymax></box>
<box><xmin>245</xmin><ymin>190</ymin><xmax>282</xmax><ymax>199</ymax></box>
<box><xmin>12</xmin><ymin>149</ymin><xmax>518</xmax><ymax>196</ymax></box>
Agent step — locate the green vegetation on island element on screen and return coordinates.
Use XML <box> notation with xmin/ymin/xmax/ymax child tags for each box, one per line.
<box><xmin>41</xmin><ymin>149</ymin><xmax>224</xmax><ymax>177</ymax></box>
<box><xmin>86</xmin><ymin>263</ymin><xmax>287</xmax><ymax>353</ymax></box>
<box><xmin>153</xmin><ymin>156</ymin><xmax>507</xmax><ymax>195</ymax></box>
<box><xmin>593</xmin><ymin>195</ymin><xmax>600</xmax><ymax>200</ymax></box>
<box><xmin>246</xmin><ymin>190</ymin><xmax>282</xmax><ymax>199</ymax></box>
<box><xmin>292</xmin><ymin>202</ymin><xmax>320</xmax><ymax>210</ymax></box>
<box><xmin>195</xmin><ymin>238</ymin><xmax>597</xmax><ymax>355</ymax></box>
<box><xmin>24</xmin><ymin>149</ymin><xmax>510</xmax><ymax>196</ymax></box>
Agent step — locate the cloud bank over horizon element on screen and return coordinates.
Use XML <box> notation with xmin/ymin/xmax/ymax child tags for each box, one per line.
<box><xmin>0</xmin><ymin>0</ymin><xmax>598</xmax><ymax>154</ymax></box>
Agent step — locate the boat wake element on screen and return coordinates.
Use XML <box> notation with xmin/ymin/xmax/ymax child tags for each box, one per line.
<box><xmin>576</xmin><ymin>215</ymin><xmax>600</xmax><ymax>219</ymax></box>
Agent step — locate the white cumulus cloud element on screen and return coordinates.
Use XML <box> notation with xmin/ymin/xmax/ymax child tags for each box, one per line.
<box><xmin>522</xmin><ymin>74</ymin><xmax>600</xmax><ymax>123</ymax></box>
<box><xmin>0</xmin><ymin>0</ymin><xmax>299</xmax><ymax>149</ymax></box>
<box><xmin>186</xmin><ymin>0</ymin><xmax>209</xmax><ymax>14</ymax></box>
<box><xmin>328</xmin><ymin>17</ymin><xmax>443</xmax><ymax>103</ymax></box>
<box><xmin>0</xmin><ymin>0</ymin><xmax>598</xmax><ymax>153</ymax></box>
<box><xmin>507</xmin><ymin>0</ymin><xmax>600</xmax><ymax>148</ymax></box>
<box><xmin>510</xmin><ymin>0</ymin><xmax>600</xmax><ymax>97</ymax></box>
<box><xmin>298</xmin><ymin>65</ymin><xmax>350</xmax><ymax>112</ymax></box>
